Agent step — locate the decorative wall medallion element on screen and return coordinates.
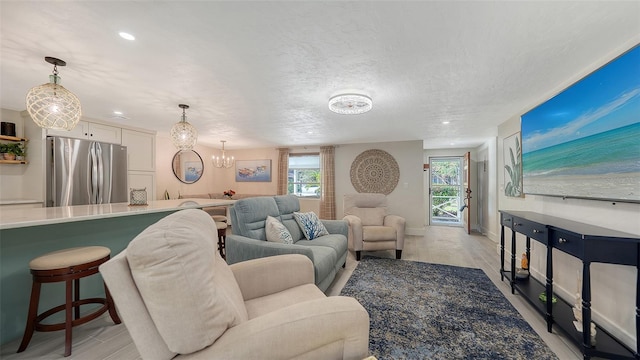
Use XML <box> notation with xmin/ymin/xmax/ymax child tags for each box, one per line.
<box><xmin>350</xmin><ymin>149</ymin><xmax>400</xmax><ymax>195</ymax></box>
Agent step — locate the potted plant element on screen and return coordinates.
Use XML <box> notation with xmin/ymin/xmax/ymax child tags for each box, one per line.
<box><xmin>0</xmin><ymin>144</ymin><xmax>8</xmax><ymax>159</ymax></box>
<box><xmin>2</xmin><ymin>143</ymin><xmax>25</xmax><ymax>161</ymax></box>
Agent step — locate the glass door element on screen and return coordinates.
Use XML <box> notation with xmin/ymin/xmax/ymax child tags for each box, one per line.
<box><xmin>429</xmin><ymin>157</ymin><xmax>463</xmax><ymax>225</ymax></box>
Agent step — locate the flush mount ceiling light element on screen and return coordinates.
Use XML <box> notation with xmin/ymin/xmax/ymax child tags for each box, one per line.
<box><xmin>118</xmin><ymin>32</ymin><xmax>135</xmax><ymax>41</ymax></box>
<box><xmin>212</xmin><ymin>140</ymin><xmax>235</xmax><ymax>169</ymax></box>
<box><xmin>25</xmin><ymin>57</ymin><xmax>82</xmax><ymax>130</ymax></box>
<box><xmin>328</xmin><ymin>93</ymin><xmax>372</xmax><ymax>115</ymax></box>
<box><xmin>170</xmin><ymin>104</ymin><xmax>198</xmax><ymax>151</ymax></box>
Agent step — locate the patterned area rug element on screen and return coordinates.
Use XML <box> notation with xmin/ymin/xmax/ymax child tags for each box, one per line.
<box><xmin>340</xmin><ymin>257</ymin><xmax>558</xmax><ymax>360</ymax></box>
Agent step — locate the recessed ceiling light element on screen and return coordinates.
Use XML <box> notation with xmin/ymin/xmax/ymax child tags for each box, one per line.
<box><xmin>113</xmin><ymin>111</ymin><xmax>123</xmax><ymax>115</ymax></box>
<box><xmin>118</xmin><ymin>32</ymin><xmax>135</xmax><ymax>41</ymax></box>
<box><xmin>307</xmin><ymin>131</ymin><xmax>313</xmax><ymax>134</ymax></box>
<box><xmin>442</xmin><ymin>121</ymin><xmax>450</xmax><ymax>124</ymax></box>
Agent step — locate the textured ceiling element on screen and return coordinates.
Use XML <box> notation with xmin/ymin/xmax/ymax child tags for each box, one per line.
<box><xmin>1</xmin><ymin>1</ymin><xmax>639</xmax><ymax>150</ymax></box>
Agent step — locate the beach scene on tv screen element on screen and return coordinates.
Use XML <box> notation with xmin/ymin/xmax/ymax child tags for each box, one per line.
<box><xmin>521</xmin><ymin>45</ymin><xmax>639</xmax><ymax>202</ymax></box>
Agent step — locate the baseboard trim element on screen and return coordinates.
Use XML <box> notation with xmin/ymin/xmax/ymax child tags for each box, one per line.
<box><xmin>406</xmin><ymin>227</ymin><xmax>426</xmax><ymax>236</ymax></box>
<box><xmin>483</xmin><ymin>228</ymin><xmax>498</xmax><ymax>243</ymax></box>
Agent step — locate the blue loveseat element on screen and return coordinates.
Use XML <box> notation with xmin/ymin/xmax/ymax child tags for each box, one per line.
<box><xmin>226</xmin><ymin>195</ymin><xmax>348</xmax><ymax>292</ymax></box>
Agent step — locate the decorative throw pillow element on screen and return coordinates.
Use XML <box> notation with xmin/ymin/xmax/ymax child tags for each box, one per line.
<box><xmin>265</xmin><ymin>216</ymin><xmax>293</xmax><ymax>244</ymax></box>
<box><xmin>293</xmin><ymin>211</ymin><xmax>329</xmax><ymax>240</ymax></box>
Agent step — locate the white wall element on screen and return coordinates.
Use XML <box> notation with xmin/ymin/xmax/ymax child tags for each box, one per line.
<box><xmin>0</xmin><ymin>109</ymin><xmax>27</xmax><ymax>200</ymax></box>
<box><xmin>155</xmin><ymin>135</ymin><xmax>280</xmax><ymax>200</ymax></box>
<box><xmin>496</xmin><ymin>40</ymin><xmax>640</xmax><ymax>348</ymax></box>
<box><xmin>476</xmin><ymin>137</ymin><xmax>499</xmax><ymax>240</ymax></box>
<box><xmin>0</xmin><ymin>109</ymin><xmax>45</xmax><ymax>204</ymax></box>
<box><xmin>155</xmin><ymin>140</ymin><xmax>426</xmax><ymax>224</ymax></box>
<box><xmin>335</xmin><ymin>140</ymin><xmax>425</xmax><ymax>234</ymax></box>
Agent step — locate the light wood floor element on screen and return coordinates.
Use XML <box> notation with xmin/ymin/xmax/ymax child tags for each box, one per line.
<box><xmin>1</xmin><ymin>226</ymin><xmax>582</xmax><ymax>359</ymax></box>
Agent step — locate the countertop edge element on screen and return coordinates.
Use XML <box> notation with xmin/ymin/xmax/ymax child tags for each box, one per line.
<box><xmin>0</xmin><ymin>199</ymin><xmax>235</xmax><ymax>230</ymax></box>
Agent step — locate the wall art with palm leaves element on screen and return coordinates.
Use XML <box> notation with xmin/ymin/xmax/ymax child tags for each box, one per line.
<box><xmin>503</xmin><ymin>132</ymin><xmax>523</xmax><ymax>197</ymax></box>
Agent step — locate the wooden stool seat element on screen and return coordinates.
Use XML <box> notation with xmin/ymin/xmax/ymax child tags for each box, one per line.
<box><xmin>29</xmin><ymin>246</ymin><xmax>111</xmax><ymax>270</ymax></box>
<box><xmin>17</xmin><ymin>246</ymin><xmax>121</xmax><ymax>357</ymax></box>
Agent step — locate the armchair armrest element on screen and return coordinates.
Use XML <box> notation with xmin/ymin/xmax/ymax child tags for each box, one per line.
<box><xmin>225</xmin><ymin>234</ymin><xmax>315</xmax><ymax>265</ymax></box>
<box><xmin>384</xmin><ymin>214</ymin><xmax>406</xmax><ymax>249</ymax></box>
<box><xmin>320</xmin><ymin>219</ymin><xmax>348</xmax><ymax>237</ymax></box>
<box><xmin>343</xmin><ymin>215</ymin><xmax>363</xmax><ymax>251</ymax></box>
<box><xmin>230</xmin><ymin>254</ymin><xmax>314</xmax><ymax>301</ymax></box>
<box><xmin>198</xmin><ymin>297</ymin><xmax>369</xmax><ymax>360</ymax></box>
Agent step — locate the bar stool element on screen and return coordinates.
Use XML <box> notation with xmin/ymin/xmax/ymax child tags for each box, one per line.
<box><xmin>17</xmin><ymin>246</ymin><xmax>121</xmax><ymax>357</ymax></box>
<box><xmin>212</xmin><ymin>215</ymin><xmax>227</xmax><ymax>259</ymax></box>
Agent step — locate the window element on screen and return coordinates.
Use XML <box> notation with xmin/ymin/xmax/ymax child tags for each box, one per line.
<box><xmin>288</xmin><ymin>154</ymin><xmax>320</xmax><ymax>198</ymax></box>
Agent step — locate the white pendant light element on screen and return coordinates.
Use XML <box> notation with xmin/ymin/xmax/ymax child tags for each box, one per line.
<box><xmin>26</xmin><ymin>57</ymin><xmax>82</xmax><ymax>130</ymax></box>
<box><xmin>170</xmin><ymin>104</ymin><xmax>198</xmax><ymax>151</ymax></box>
<box><xmin>212</xmin><ymin>140</ymin><xmax>235</xmax><ymax>168</ymax></box>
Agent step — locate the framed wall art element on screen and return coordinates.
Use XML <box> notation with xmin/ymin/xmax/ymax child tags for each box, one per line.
<box><xmin>503</xmin><ymin>132</ymin><xmax>523</xmax><ymax>197</ymax></box>
<box><xmin>235</xmin><ymin>159</ymin><xmax>272</xmax><ymax>182</ymax></box>
<box><xmin>184</xmin><ymin>161</ymin><xmax>203</xmax><ymax>183</ymax></box>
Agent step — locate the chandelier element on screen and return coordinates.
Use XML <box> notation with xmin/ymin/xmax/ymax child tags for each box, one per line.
<box><xmin>170</xmin><ymin>104</ymin><xmax>198</xmax><ymax>151</ymax></box>
<box><xmin>26</xmin><ymin>57</ymin><xmax>82</xmax><ymax>130</ymax></box>
<box><xmin>328</xmin><ymin>93</ymin><xmax>372</xmax><ymax>115</ymax></box>
<box><xmin>212</xmin><ymin>140</ymin><xmax>234</xmax><ymax>168</ymax></box>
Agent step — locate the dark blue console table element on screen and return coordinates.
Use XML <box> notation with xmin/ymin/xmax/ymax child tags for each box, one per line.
<box><xmin>499</xmin><ymin>210</ymin><xmax>639</xmax><ymax>360</ymax></box>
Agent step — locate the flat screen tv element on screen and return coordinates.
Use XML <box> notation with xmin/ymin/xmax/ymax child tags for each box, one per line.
<box><xmin>521</xmin><ymin>44</ymin><xmax>640</xmax><ymax>203</ymax></box>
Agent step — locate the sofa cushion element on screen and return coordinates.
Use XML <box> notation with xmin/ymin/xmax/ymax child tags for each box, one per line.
<box><xmin>306</xmin><ymin>245</ymin><xmax>337</xmax><ymax>285</ymax></box>
<box><xmin>347</xmin><ymin>207</ymin><xmax>386</xmax><ymax>226</ymax></box>
<box><xmin>274</xmin><ymin>195</ymin><xmax>305</xmax><ymax>241</ymax></box>
<box><xmin>127</xmin><ymin>209</ymin><xmax>248</xmax><ymax>354</ymax></box>
<box><xmin>274</xmin><ymin>195</ymin><xmax>300</xmax><ymax>214</ymax></box>
<box><xmin>294</xmin><ymin>211</ymin><xmax>329</xmax><ymax>240</ymax></box>
<box><xmin>281</xmin><ymin>214</ymin><xmax>305</xmax><ymax>241</ymax></box>
<box><xmin>295</xmin><ymin>234</ymin><xmax>348</xmax><ymax>260</ymax></box>
<box><xmin>363</xmin><ymin>225</ymin><xmax>397</xmax><ymax>241</ymax></box>
<box><xmin>231</xmin><ymin>197</ymin><xmax>281</xmax><ymax>240</ymax></box>
<box><xmin>265</xmin><ymin>216</ymin><xmax>293</xmax><ymax>244</ymax></box>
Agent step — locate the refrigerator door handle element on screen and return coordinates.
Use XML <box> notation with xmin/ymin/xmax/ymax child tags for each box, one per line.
<box><xmin>96</xmin><ymin>142</ymin><xmax>104</xmax><ymax>204</ymax></box>
<box><xmin>89</xmin><ymin>143</ymin><xmax>99</xmax><ymax>204</ymax></box>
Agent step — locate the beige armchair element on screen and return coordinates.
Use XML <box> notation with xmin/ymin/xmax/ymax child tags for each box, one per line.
<box><xmin>100</xmin><ymin>209</ymin><xmax>369</xmax><ymax>360</ymax></box>
<box><xmin>343</xmin><ymin>193</ymin><xmax>406</xmax><ymax>261</ymax></box>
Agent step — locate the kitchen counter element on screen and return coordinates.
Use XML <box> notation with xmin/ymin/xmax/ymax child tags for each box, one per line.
<box><xmin>0</xmin><ymin>198</ymin><xmax>235</xmax><ymax>345</ymax></box>
<box><xmin>0</xmin><ymin>199</ymin><xmax>42</xmax><ymax>206</ymax></box>
<box><xmin>0</xmin><ymin>198</ymin><xmax>235</xmax><ymax>230</ymax></box>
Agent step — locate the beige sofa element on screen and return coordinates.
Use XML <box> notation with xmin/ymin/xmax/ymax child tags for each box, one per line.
<box><xmin>100</xmin><ymin>209</ymin><xmax>369</xmax><ymax>360</ymax></box>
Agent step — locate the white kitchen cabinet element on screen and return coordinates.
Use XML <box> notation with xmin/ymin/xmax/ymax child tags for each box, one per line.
<box><xmin>46</xmin><ymin>121</ymin><xmax>88</xmax><ymax>140</ymax></box>
<box><xmin>121</xmin><ymin>129</ymin><xmax>155</xmax><ymax>171</ymax></box>
<box><xmin>47</xmin><ymin>121</ymin><xmax>122</xmax><ymax>144</ymax></box>
<box><xmin>128</xmin><ymin>171</ymin><xmax>156</xmax><ymax>202</ymax></box>
<box><xmin>87</xmin><ymin>123</ymin><xmax>122</xmax><ymax>143</ymax></box>
<box><xmin>122</xmin><ymin>129</ymin><xmax>156</xmax><ymax>202</ymax></box>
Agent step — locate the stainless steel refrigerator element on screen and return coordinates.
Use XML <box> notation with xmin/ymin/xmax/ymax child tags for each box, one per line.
<box><xmin>46</xmin><ymin>136</ymin><xmax>128</xmax><ymax>207</ymax></box>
